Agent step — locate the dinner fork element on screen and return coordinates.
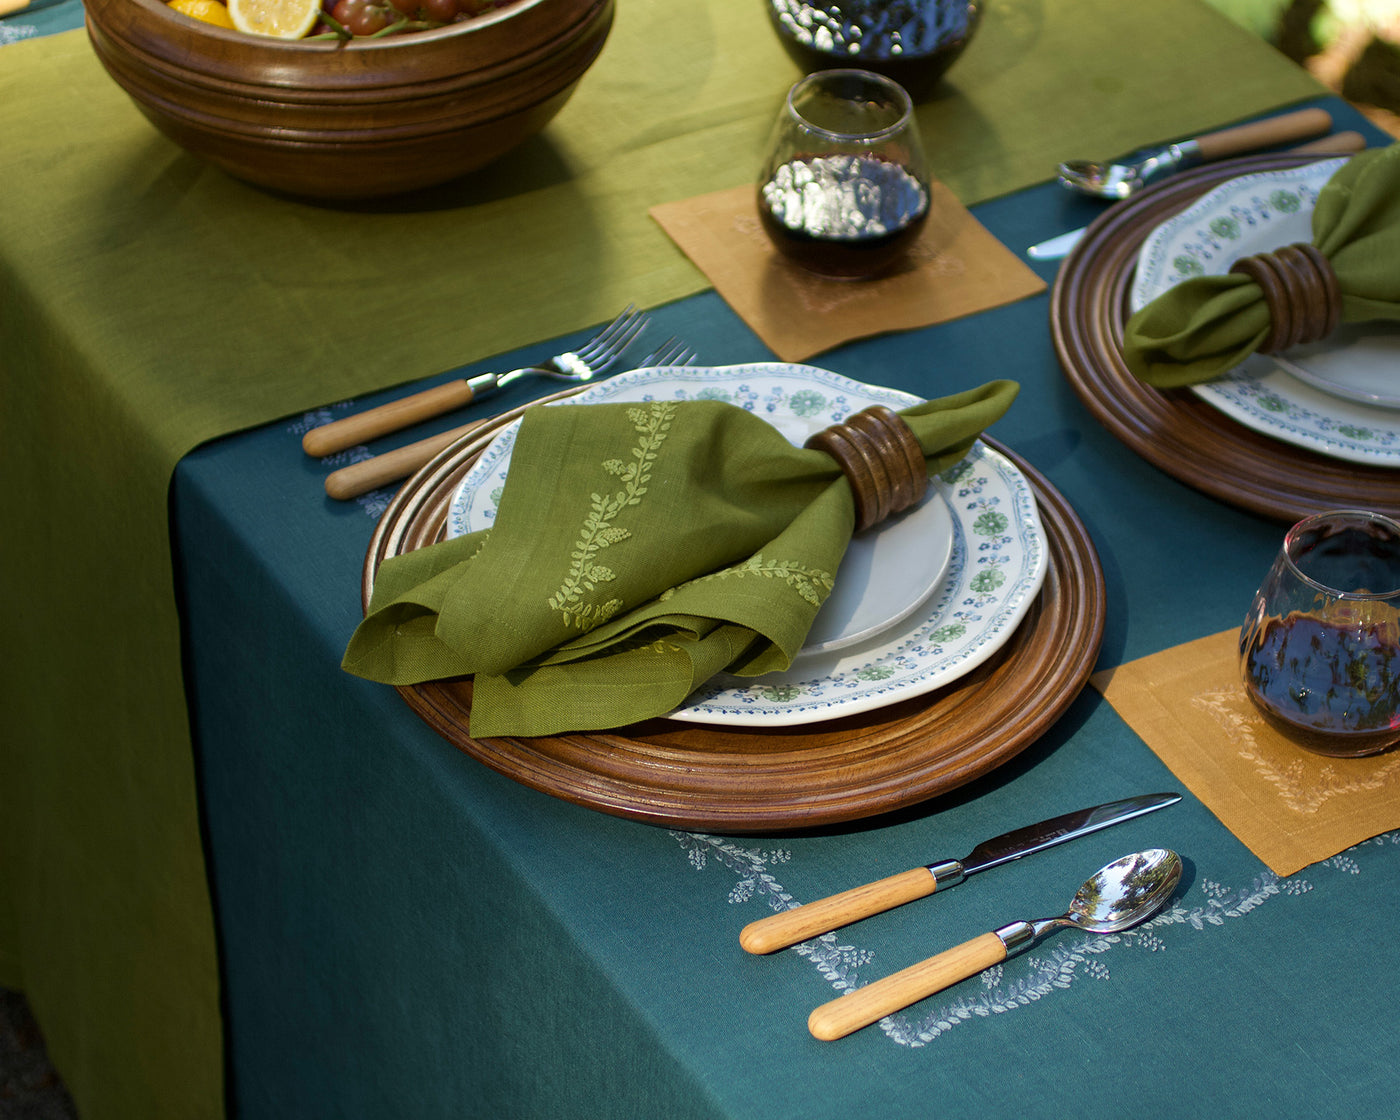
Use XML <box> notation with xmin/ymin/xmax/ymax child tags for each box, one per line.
<box><xmin>302</xmin><ymin>306</ymin><xmax>649</xmax><ymax>458</ymax></box>
<box><xmin>323</xmin><ymin>337</ymin><xmax>697</xmax><ymax>500</ymax></box>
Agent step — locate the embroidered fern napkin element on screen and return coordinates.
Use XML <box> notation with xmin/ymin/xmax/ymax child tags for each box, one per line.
<box><xmin>343</xmin><ymin>381</ymin><xmax>1018</xmax><ymax>736</ymax></box>
<box><xmin>1122</xmin><ymin>144</ymin><xmax>1400</xmax><ymax>388</ymax></box>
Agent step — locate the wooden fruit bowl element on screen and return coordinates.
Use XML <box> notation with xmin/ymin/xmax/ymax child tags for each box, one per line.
<box><xmin>84</xmin><ymin>0</ymin><xmax>614</xmax><ymax>199</ymax></box>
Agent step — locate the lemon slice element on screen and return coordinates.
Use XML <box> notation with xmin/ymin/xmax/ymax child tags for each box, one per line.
<box><xmin>227</xmin><ymin>0</ymin><xmax>321</xmax><ymax>38</ymax></box>
<box><xmin>168</xmin><ymin>0</ymin><xmax>236</xmax><ymax>27</ymax></box>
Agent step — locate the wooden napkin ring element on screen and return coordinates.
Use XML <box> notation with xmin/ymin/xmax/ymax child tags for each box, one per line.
<box><xmin>805</xmin><ymin>406</ymin><xmax>928</xmax><ymax>532</ymax></box>
<box><xmin>1229</xmin><ymin>242</ymin><xmax>1341</xmax><ymax>353</ymax></box>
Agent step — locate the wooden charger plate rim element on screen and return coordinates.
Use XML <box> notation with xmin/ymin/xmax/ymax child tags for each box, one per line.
<box><xmin>362</xmin><ymin>414</ymin><xmax>1106</xmax><ymax>832</ymax></box>
<box><xmin>1050</xmin><ymin>151</ymin><xmax>1400</xmax><ymax>524</ymax></box>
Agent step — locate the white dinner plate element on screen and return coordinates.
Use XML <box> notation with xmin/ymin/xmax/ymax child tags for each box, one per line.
<box><xmin>1131</xmin><ymin>158</ymin><xmax>1400</xmax><ymax>466</ymax></box>
<box><xmin>446</xmin><ymin>363</ymin><xmax>1047</xmax><ymax>727</ymax></box>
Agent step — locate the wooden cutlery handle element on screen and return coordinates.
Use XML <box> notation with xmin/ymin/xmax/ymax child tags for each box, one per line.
<box><xmin>808</xmin><ymin>931</ymin><xmax>1008</xmax><ymax>1042</ymax></box>
<box><xmin>1288</xmin><ymin>130</ymin><xmax>1366</xmax><ymax>156</ymax></box>
<box><xmin>324</xmin><ymin>423</ymin><xmax>475</xmax><ymax>500</ymax></box>
<box><xmin>322</xmin><ymin>381</ymin><xmax>595</xmax><ymax>500</ymax></box>
<box><xmin>740</xmin><ymin>868</ymin><xmax>938</xmax><ymax>955</ymax></box>
<box><xmin>1194</xmin><ymin>107</ymin><xmax>1330</xmax><ymax>159</ymax></box>
<box><xmin>303</xmin><ymin>379</ymin><xmax>478</xmax><ymax>458</ymax></box>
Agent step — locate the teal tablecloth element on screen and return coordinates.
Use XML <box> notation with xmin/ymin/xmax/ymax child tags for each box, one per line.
<box><xmin>0</xmin><ymin>1</ymin><xmax>1352</xmax><ymax>1117</ymax></box>
<box><xmin>174</xmin><ymin>111</ymin><xmax>1400</xmax><ymax>1116</ymax></box>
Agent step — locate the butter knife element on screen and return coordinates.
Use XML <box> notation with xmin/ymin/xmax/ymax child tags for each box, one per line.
<box><xmin>738</xmin><ymin>792</ymin><xmax>1180</xmax><ymax>954</ymax></box>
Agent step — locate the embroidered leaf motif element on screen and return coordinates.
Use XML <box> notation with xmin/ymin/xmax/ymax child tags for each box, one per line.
<box><xmin>684</xmin><ymin>552</ymin><xmax>835</xmax><ymax>608</ymax></box>
<box><xmin>549</xmin><ymin>401</ymin><xmax>676</xmax><ymax>631</ymax></box>
<box><xmin>676</xmin><ymin>828</ymin><xmax>1400</xmax><ymax>1051</ymax></box>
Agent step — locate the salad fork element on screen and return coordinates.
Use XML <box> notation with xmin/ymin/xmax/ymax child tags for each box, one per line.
<box><xmin>322</xmin><ymin>337</ymin><xmax>697</xmax><ymax>500</ymax></box>
<box><xmin>303</xmin><ymin>306</ymin><xmax>649</xmax><ymax>458</ymax></box>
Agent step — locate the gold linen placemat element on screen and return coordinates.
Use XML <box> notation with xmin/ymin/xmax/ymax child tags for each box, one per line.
<box><xmin>649</xmin><ymin>183</ymin><xmax>1046</xmax><ymax>362</ymax></box>
<box><xmin>1092</xmin><ymin>629</ymin><xmax>1400</xmax><ymax>876</ymax></box>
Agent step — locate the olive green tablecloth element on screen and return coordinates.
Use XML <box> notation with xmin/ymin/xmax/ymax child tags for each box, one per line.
<box><xmin>0</xmin><ymin>2</ymin><xmax>1321</xmax><ymax>1117</ymax></box>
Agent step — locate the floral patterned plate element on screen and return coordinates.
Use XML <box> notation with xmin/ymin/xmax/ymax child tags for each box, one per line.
<box><xmin>446</xmin><ymin>364</ymin><xmax>1047</xmax><ymax>728</ymax></box>
<box><xmin>1130</xmin><ymin>158</ymin><xmax>1400</xmax><ymax>466</ymax></box>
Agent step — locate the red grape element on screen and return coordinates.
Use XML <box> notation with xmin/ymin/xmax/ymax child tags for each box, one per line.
<box><xmin>330</xmin><ymin>0</ymin><xmax>390</xmax><ymax>34</ymax></box>
<box><xmin>419</xmin><ymin>0</ymin><xmax>457</xmax><ymax>20</ymax></box>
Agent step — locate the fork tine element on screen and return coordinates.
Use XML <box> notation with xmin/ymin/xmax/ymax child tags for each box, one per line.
<box><xmin>585</xmin><ymin>315</ymin><xmax>651</xmax><ymax>374</ymax></box>
<box><xmin>638</xmin><ymin>337</ymin><xmax>696</xmax><ymax>367</ymax></box>
<box><xmin>574</xmin><ymin>306</ymin><xmax>648</xmax><ymax>364</ymax></box>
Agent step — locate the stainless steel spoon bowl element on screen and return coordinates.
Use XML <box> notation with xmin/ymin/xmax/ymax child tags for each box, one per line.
<box><xmin>1047</xmin><ymin>846</ymin><xmax>1183</xmax><ymax>935</ymax></box>
<box><xmin>1057</xmin><ymin>107</ymin><xmax>1333</xmax><ymax>199</ymax></box>
<box><xmin>809</xmin><ymin>848</ymin><xmax>1183</xmax><ymax>1040</ymax></box>
<box><xmin>1058</xmin><ymin>142</ymin><xmax>1200</xmax><ymax>200</ymax></box>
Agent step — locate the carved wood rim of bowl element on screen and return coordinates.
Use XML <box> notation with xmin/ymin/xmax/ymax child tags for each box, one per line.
<box><xmin>86</xmin><ymin>0</ymin><xmax>608</xmax><ymax>88</ymax></box>
<box><xmin>83</xmin><ymin>0</ymin><xmax>615</xmax><ymax>195</ymax></box>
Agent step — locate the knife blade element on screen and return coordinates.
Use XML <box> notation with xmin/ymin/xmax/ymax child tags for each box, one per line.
<box><xmin>738</xmin><ymin>792</ymin><xmax>1180</xmax><ymax>954</ymax></box>
<box><xmin>1026</xmin><ymin>226</ymin><xmax>1088</xmax><ymax>260</ymax></box>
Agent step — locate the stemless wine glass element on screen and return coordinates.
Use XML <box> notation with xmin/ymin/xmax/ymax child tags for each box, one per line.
<box><xmin>1240</xmin><ymin>510</ymin><xmax>1400</xmax><ymax>756</ymax></box>
<box><xmin>764</xmin><ymin>0</ymin><xmax>983</xmax><ymax>101</ymax></box>
<box><xmin>757</xmin><ymin>68</ymin><xmax>931</xmax><ymax>281</ymax></box>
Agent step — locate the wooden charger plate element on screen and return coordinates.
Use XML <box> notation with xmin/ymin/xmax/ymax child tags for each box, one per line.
<box><xmin>1051</xmin><ymin>151</ymin><xmax>1400</xmax><ymax>524</ymax></box>
<box><xmin>362</xmin><ymin>409</ymin><xmax>1106</xmax><ymax>833</ymax></box>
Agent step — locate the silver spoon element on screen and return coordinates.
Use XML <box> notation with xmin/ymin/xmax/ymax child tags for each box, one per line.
<box><xmin>808</xmin><ymin>848</ymin><xmax>1183</xmax><ymax>1041</ymax></box>
<box><xmin>1029</xmin><ymin>131</ymin><xmax>1367</xmax><ymax>261</ymax></box>
<box><xmin>1058</xmin><ymin>107</ymin><xmax>1331</xmax><ymax>199</ymax></box>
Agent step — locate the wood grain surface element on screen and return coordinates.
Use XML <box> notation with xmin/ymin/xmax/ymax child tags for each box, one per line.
<box><xmin>360</xmin><ymin>417</ymin><xmax>1106</xmax><ymax>832</ymax></box>
<box><xmin>1051</xmin><ymin>151</ymin><xmax>1400</xmax><ymax>524</ymax></box>
<box><xmin>82</xmin><ymin>0</ymin><xmax>613</xmax><ymax>198</ymax></box>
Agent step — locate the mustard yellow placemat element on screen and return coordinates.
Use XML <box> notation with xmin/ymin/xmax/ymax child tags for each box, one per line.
<box><xmin>1092</xmin><ymin>629</ymin><xmax>1400</xmax><ymax>876</ymax></box>
<box><xmin>649</xmin><ymin>182</ymin><xmax>1045</xmax><ymax>361</ymax></box>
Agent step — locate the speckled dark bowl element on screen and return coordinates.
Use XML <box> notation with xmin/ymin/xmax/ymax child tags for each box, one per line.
<box><xmin>85</xmin><ymin>0</ymin><xmax>613</xmax><ymax>199</ymax></box>
<box><xmin>765</xmin><ymin>0</ymin><xmax>980</xmax><ymax>101</ymax></box>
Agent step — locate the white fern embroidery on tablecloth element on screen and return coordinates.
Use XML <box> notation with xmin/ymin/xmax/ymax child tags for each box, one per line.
<box><xmin>672</xmin><ymin>828</ymin><xmax>1400</xmax><ymax>1048</ymax></box>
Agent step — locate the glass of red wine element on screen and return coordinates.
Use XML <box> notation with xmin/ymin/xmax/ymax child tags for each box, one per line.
<box><xmin>765</xmin><ymin>1</ymin><xmax>982</xmax><ymax>102</ymax></box>
<box><xmin>757</xmin><ymin>68</ymin><xmax>930</xmax><ymax>281</ymax></box>
<box><xmin>1240</xmin><ymin>510</ymin><xmax>1400</xmax><ymax>756</ymax></box>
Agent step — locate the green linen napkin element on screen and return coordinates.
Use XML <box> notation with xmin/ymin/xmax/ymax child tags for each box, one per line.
<box><xmin>343</xmin><ymin>381</ymin><xmax>1018</xmax><ymax>736</ymax></box>
<box><xmin>1122</xmin><ymin>144</ymin><xmax>1400</xmax><ymax>388</ymax></box>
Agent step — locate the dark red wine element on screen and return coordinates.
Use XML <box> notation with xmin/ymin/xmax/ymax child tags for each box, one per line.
<box><xmin>759</xmin><ymin>154</ymin><xmax>930</xmax><ymax>279</ymax></box>
<box><xmin>1242</xmin><ymin>612</ymin><xmax>1400</xmax><ymax>756</ymax></box>
<box><xmin>766</xmin><ymin>0</ymin><xmax>981</xmax><ymax>100</ymax></box>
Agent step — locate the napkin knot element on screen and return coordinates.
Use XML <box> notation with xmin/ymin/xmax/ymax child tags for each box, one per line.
<box><xmin>804</xmin><ymin>405</ymin><xmax>929</xmax><ymax>531</ymax></box>
<box><xmin>1228</xmin><ymin>242</ymin><xmax>1341</xmax><ymax>353</ymax></box>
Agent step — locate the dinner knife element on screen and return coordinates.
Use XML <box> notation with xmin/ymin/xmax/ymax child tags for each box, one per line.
<box><xmin>1026</xmin><ymin>226</ymin><xmax>1089</xmax><ymax>261</ymax></box>
<box><xmin>738</xmin><ymin>791</ymin><xmax>1180</xmax><ymax>954</ymax></box>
